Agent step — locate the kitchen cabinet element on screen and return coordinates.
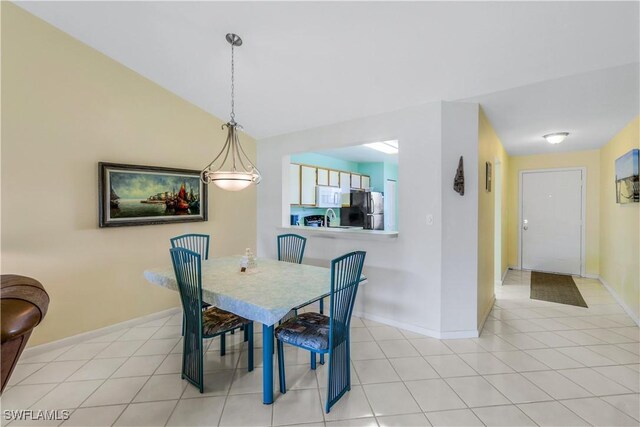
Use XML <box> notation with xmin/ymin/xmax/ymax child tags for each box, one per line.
<box><xmin>329</xmin><ymin>170</ymin><xmax>340</xmax><ymax>187</ymax></box>
<box><xmin>317</xmin><ymin>168</ymin><xmax>329</xmax><ymax>186</ymax></box>
<box><xmin>351</xmin><ymin>174</ymin><xmax>361</xmax><ymax>189</ymax></box>
<box><xmin>300</xmin><ymin>165</ymin><xmax>317</xmax><ymax>205</ymax></box>
<box><xmin>361</xmin><ymin>175</ymin><xmax>370</xmax><ymax>190</ymax></box>
<box><xmin>340</xmin><ymin>171</ymin><xmax>351</xmax><ymax>206</ymax></box>
<box><xmin>290</xmin><ymin>164</ymin><xmax>300</xmax><ymax>205</ymax></box>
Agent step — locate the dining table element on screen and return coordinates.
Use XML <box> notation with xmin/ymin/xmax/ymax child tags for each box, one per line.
<box><xmin>143</xmin><ymin>255</ymin><xmax>366</xmax><ymax>405</ymax></box>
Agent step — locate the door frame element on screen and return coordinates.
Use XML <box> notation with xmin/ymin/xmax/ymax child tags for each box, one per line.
<box><xmin>518</xmin><ymin>167</ymin><xmax>587</xmax><ymax>277</ymax></box>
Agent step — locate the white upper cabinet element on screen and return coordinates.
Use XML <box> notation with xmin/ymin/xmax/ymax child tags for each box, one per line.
<box><xmin>290</xmin><ymin>164</ymin><xmax>300</xmax><ymax>205</ymax></box>
<box><xmin>300</xmin><ymin>165</ymin><xmax>317</xmax><ymax>205</ymax></box>
<box><xmin>361</xmin><ymin>175</ymin><xmax>370</xmax><ymax>190</ymax></box>
<box><xmin>317</xmin><ymin>168</ymin><xmax>329</xmax><ymax>186</ymax></box>
<box><xmin>351</xmin><ymin>174</ymin><xmax>361</xmax><ymax>189</ymax></box>
<box><xmin>329</xmin><ymin>170</ymin><xmax>340</xmax><ymax>187</ymax></box>
<box><xmin>340</xmin><ymin>171</ymin><xmax>351</xmax><ymax>206</ymax></box>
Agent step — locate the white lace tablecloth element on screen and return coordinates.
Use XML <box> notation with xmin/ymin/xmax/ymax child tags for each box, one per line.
<box><xmin>145</xmin><ymin>256</ymin><xmax>350</xmax><ymax>326</ymax></box>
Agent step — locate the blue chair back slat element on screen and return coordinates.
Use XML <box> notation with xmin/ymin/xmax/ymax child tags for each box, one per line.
<box><xmin>170</xmin><ymin>234</ymin><xmax>210</xmax><ymax>260</ymax></box>
<box><xmin>326</xmin><ymin>251</ymin><xmax>366</xmax><ymax>412</ymax></box>
<box><xmin>277</xmin><ymin>234</ymin><xmax>306</xmax><ymax>264</ymax></box>
<box><xmin>170</xmin><ymin>247</ymin><xmax>205</xmax><ymax>390</ymax></box>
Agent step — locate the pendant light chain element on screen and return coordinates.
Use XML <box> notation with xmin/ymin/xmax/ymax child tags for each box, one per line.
<box><xmin>230</xmin><ymin>42</ymin><xmax>235</xmax><ymax>123</ymax></box>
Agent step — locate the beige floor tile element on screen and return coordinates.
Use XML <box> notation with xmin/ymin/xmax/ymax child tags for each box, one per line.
<box><xmin>593</xmin><ymin>365</ymin><xmax>640</xmax><ymax>392</ymax></box>
<box><xmin>133</xmin><ymin>374</ymin><xmax>187</xmax><ymax>402</ymax></box>
<box><xmin>517</xmin><ymin>401</ymin><xmax>589</xmax><ymax>426</ymax></box>
<box><xmin>376</xmin><ymin>340</ymin><xmax>420</xmax><ymax>358</ymax></box>
<box><xmin>1</xmin><ymin>383</ymin><xmax>58</xmax><ymax>410</ymax></box>
<box><xmin>363</xmin><ymin>382</ymin><xmax>421</xmax><ymax>416</ymax></box>
<box><xmin>472</xmin><ymin>405</ymin><xmax>536</xmax><ymax>426</ymax></box>
<box><xmin>80</xmin><ymin>376</ymin><xmax>148</xmax><ymax>407</ymax></box>
<box><xmin>21</xmin><ymin>361</ymin><xmax>86</xmax><ymax>386</ymax></box>
<box><xmin>113</xmin><ymin>400</ymin><xmax>177</xmax><ymax>426</ymax></box>
<box><xmin>458</xmin><ymin>352</ymin><xmax>514</xmax><ymax>375</ymax></box>
<box><xmin>560</xmin><ymin>397</ymin><xmax>639</xmax><ymax>426</ymax></box>
<box><xmin>378</xmin><ymin>413</ymin><xmax>430</xmax><ymax>426</ymax></box>
<box><xmin>272</xmin><ymin>388</ymin><xmax>324</xmax><ymax>426</ymax></box>
<box><xmin>423</xmin><ymin>355</ymin><xmax>477</xmax><ymax>378</ymax></box>
<box><xmin>352</xmin><ymin>359</ymin><xmax>400</xmax><ymax>384</ymax></box>
<box><xmin>31</xmin><ymin>380</ymin><xmax>103</xmax><ymax>410</ymax></box>
<box><xmin>219</xmin><ymin>393</ymin><xmax>273</xmax><ymax>426</ymax></box>
<box><xmin>166</xmin><ymin>396</ymin><xmax>226</xmax><ymax>426</ymax></box>
<box><xmin>558</xmin><ymin>368</ymin><xmax>634</xmax><ymax>396</ymax></box>
<box><xmin>388</xmin><ymin>357</ymin><xmax>438</xmax><ymax>381</ymax></box>
<box><xmin>66</xmin><ymin>358</ymin><xmax>127</xmax><ymax>382</ymax></box>
<box><xmin>61</xmin><ymin>405</ymin><xmax>126</xmax><ymax>426</ymax></box>
<box><xmin>425</xmin><ymin>409</ymin><xmax>484</xmax><ymax>426</ymax></box>
<box><xmin>601</xmin><ymin>394</ymin><xmax>640</xmax><ymax>422</ymax></box>
<box><xmin>521</xmin><ymin>370</ymin><xmax>592</xmax><ymax>400</ymax></box>
<box><xmin>405</xmin><ymin>379</ymin><xmax>466</xmax><ymax>412</ymax></box>
<box><xmin>483</xmin><ymin>373</ymin><xmax>552</xmax><ymax>404</ymax></box>
<box><xmin>445</xmin><ymin>376</ymin><xmax>510</xmax><ymax>407</ymax></box>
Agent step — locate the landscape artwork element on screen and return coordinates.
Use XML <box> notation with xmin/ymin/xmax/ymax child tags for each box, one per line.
<box><xmin>615</xmin><ymin>149</ymin><xmax>639</xmax><ymax>204</ymax></box>
<box><xmin>99</xmin><ymin>162</ymin><xmax>208</xmax><ymax>227</ymax></box>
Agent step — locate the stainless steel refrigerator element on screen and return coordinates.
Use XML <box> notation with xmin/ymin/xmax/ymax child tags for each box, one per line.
<box><xmin>340</xmin><ymin>191</ymin><xmax>384</xmax><ymax>230</ymax></box>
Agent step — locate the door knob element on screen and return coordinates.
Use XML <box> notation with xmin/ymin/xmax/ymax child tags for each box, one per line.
<box><xmin>523</xmin><ymin>225</ymin><xmax>528</xmax><ymax>230</ymax></box>
<box><xmin>523</xmin><ymin>219</ymin><xmax>528</xmax><ymax>231</ymax></box>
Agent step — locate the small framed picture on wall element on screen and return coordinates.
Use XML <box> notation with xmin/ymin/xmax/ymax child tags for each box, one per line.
<box><xmin>486</xmin><ymin>161</ymin><xmax>492</xmax><ymax>192</ymax></box>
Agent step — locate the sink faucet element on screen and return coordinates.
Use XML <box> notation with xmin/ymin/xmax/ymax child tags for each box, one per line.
<box><xmin>324</xmin><ymin>208</ymin><xmax>337</xmax><ymax>228</ymax></box>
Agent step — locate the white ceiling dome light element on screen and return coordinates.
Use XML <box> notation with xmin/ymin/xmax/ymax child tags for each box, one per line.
<box><xmin>543</xmin><ymin>132</ymin><xmax>570</xmax><ymax>144</ymax></box>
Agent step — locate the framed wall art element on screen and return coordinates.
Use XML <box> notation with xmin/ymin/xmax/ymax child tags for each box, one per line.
<box><xmin>615</xmin><ymin>148</ymin><xmax>639</xmax><ymax>204</ymax></box>
<box><xmin>99</xmin><ymin>162</ymin><xmax>208</xmax><ymax>227</ymax></box>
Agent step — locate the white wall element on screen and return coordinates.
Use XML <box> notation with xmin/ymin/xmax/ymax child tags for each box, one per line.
<box><xmin>441</xmin><ymin>102</ymin><xmax>480</xmax><ymax>334</ymax></box>
<box><xmin>257</xmin><ymin>101</ymin><xmax>482</xmax><ymax>337</ymax></box>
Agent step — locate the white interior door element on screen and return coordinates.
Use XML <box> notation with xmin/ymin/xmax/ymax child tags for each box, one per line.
<box><xmin>521</xmin><ymin>170</ymin><xmax>583</xmax><ymax>275</ymax></box>
<box><xmin>384</xmin><ymin>179</ymin><xmax>397</xmax><ymax>231</ymax></box>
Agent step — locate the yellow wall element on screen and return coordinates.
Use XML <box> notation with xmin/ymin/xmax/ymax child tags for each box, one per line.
<box><xmin>477</xmin><ymin>109</ymin><xmax>509</xmax><ymax>326</ymax></box>
<box><xmin>507</xmin><ymin>150</ymin><xmax>600</xmax><ymax>276</ymax></box>
<box><xmin>600</xmin><ymin>117</ymin><xmax>639</xmax><ymax>319</ymax></box>
<box><xmin>1</xmin><ymin>4</ymin><xmax>257</xmax><ymax>346</ymax></box>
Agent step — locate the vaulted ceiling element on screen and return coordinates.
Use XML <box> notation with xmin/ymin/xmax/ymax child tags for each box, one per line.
<box><xmin>16</xmin><ymin>1</ymin><xmax>639</xmax><ymax>153</ymax></box>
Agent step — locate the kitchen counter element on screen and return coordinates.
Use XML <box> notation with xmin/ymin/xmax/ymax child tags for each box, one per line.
<box><xmin>279</xmin><ymin>225</ymin><xmax>398</xmax><ymax>240</ymax></box>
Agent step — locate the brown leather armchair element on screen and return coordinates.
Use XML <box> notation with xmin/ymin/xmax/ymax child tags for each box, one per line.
<box><xmin>1</xmin><ymin>275</ymin><xmax>49</xmax><ymax>393</ymax></box>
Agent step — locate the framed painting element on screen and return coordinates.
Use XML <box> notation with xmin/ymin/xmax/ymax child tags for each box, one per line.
<box><xmin>99</xmin><ymin>162</ymin><xmax>208</xmax><ymax>227</ymax></box>
<box><xmin>615</xmin><ymin>148</ymin><xmax>639</xmax><ymax>204</ymax></box>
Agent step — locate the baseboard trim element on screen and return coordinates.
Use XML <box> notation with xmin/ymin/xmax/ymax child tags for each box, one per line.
<box><xmin>477</xmin><ymin>295</ymin><xmax>495</xmax><ymax>336</ymax></box>
<box><xmin>583</xmin><ymin>273</ymin><xmax>600</xmax><ymax>280</ymax></box>
<box><xmin>598</xmin><ymin>277</ymin><xmax>639</xmax><ymax>326</ymax></box>
<box><xmin>23</xmin><ymin>307</ymin><xmax>181</xmax><ymax>358</ymax></box>
<box><xmin>351</xmin><ymin>310</ymin><xmax>479</xmax><ymax>339</ymax></box>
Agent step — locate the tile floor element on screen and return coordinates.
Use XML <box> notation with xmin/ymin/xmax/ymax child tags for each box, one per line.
<box><xmin>2</xmin><ymin>270</ymin><xmax>639</xmax><ymax>426</ymax></box>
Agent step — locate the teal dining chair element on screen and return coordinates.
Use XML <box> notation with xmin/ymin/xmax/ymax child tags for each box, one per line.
<box><xmin>275</xmin><ymin>251</ymin><xmax>366</xmax><ymax>413</ymax></box>
<box><xmin>170</xmin><ymin>247</ymin><xmax>254</xmax><ymax>393</ymax></box>
<box><xmin>170</xmin><ymin>233</ymin><xmax>210</xmax><ymax>260</ymax></box>
<box><xmin>171</xmin><ymin>234</ymin><xmax>212</xmax><ymax>337</ymax></box>
<box><xmin>278</xmin><ymin>234</ymin><xmax>323</xmax><ymax>313</ymax></box>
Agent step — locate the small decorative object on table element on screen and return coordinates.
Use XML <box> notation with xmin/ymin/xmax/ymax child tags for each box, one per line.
<box><xmin>240</xmin><ymin>248</ymin><xmax>257</xmax><ymax>272</ymax></box>
<box><xmin>246</xmin><ymin>248</ymin><xmax>257</xmax><ymax>269</ymax></box>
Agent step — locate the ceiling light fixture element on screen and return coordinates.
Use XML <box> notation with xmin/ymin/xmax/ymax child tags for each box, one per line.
<box><xmin>363</xmin><ymin>140</ymin><xmax>399</xmax><ymax>154</ymax></box>
<box><xmin>543</xmin><ymin>132</ymin><xmax>569</xmax><ymax>144</ymax></box>
<box><xmin>201</xmin><ymin>33</ymin><xmax>261</xmax><ymax>191</ymax></box>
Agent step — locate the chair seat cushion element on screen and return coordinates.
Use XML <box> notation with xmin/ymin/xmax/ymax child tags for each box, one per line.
<box><xmin>275</xmin><ymin>312</ymin><xmax>329</xmax><ymax>351</ymax></box>
<box><xmin>202</xmin><ymin>307</ymin><xmax>250</xmax><ymax>336</ymax></box>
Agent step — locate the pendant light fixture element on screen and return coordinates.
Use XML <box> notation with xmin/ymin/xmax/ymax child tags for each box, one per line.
<box><xmin>201</xmin><ymin>33</ymin><xmax>261</xmax><ymax>191</ymax></box>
